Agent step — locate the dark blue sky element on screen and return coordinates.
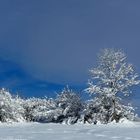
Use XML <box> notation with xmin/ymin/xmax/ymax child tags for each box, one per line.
<box><xmin>0</xmin><ymin>0</ymin><xmax>140</xmax><ymax>104</ymax></box>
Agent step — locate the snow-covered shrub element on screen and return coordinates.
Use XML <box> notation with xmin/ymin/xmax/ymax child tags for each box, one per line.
<box><xmin>56</xmin><ymin>86</ymin><xmax>83</xmax><ymax>124</ymax></box>
<box><xmin>22</xmin><ymin>97</ymin><xmax>60</xmax><ymax>123</ymax></box>
<box><xmin>82</xmin><ymin>99</ymin><xmax>101</xmax><ymax>124</ymax></box>
<box><xmin>22</xmin><ymin>98</ymin><xmax>37</xmax><ymax>122</ymax></box>
<box><xmin>83</xmin><ymin>97</ymin><xmax>135</xmax><ymax>124</ymax></box>
<box><xmin>85</xmin><ymin>49</ymin><xmax>140</xmax><ymax>124</ymax></box>
<box><xmin>32</xmin><ymin>98</ymin><xmax>61</xmax><ymax>123</ymax></box>
<box><xmin>0</xmin><ymin>88</ymin><xmax>25</xmax><ymax>123</ymax></box>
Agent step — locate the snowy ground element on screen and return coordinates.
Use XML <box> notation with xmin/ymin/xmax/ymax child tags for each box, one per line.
<box><xmin>0</xmin><ymin>121</ymin><xmax>140</xmax><ymax>140</ymax></box>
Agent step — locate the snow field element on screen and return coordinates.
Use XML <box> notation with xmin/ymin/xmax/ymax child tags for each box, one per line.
<box><xmin>0</xmin><ymin>121</ymin><xmax>140</xmax><ymax>140</ymax></box>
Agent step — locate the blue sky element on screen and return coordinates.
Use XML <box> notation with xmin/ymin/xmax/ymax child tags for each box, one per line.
<box><xmin>0</xmin><ymin>0</ymin><xmax>140</xmax><ymax>105</ymax></box>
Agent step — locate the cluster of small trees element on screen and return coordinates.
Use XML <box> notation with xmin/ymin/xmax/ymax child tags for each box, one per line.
<box><xmin>0</xmin><ymin>87</ymin><xmax>83</xmax><ymax>124</ymax></box>
<box><xmin>0</xmin><ymin>49</ymin><xmax>139</xmax><ymax>124</ymax></box>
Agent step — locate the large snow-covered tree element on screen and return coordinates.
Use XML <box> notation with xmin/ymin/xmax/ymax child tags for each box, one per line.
<box><xmin>86</xmin><ymin>49</ymin><xmax>140</xmax><ymax>123</ymax></box>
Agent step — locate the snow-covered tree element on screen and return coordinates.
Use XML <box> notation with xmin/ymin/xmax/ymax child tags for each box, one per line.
<box><xmin>85</xmin><ymin>49</ymin><xmax>140</xmax><ymax>123</ymax></box>
<box><xmin>22</xmin><ymin>97</ymin><xmax>58</xmax><ymax>122</ymax></box>
<box><xmin>0</xmin><ymin>88</ymin><xmax>25</xmax><ymax>123</ymax></box>
<box><xmin>31</xmin><ymin>98</ymin><xmax>61</xmax><ymax>123</ymax></box>
<box><xmin>56</xmin><ymin>86</ymin><xmax>83</xmax><ymax>124</ymax></box>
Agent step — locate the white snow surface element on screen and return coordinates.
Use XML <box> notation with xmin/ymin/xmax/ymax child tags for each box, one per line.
<box><xmin>0</xmin><ymin>121</ymin><xmax>140</xmax><ymax>140</ymax></box>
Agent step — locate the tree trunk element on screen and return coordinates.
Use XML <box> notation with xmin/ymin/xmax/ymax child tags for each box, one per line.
<box><xmin>111</xmin><ymin>99</ymin><xmax>117</xmax><ymax>122</ymax></box>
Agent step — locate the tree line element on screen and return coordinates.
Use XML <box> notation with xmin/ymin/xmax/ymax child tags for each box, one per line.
<box><xmin>0</xmin><ymin>48</ymin><xmax>139</xmax><ymax>124</ymax></box>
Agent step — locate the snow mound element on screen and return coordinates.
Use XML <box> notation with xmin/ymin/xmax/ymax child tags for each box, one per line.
<box><xmin>108</xmin><ymin>118</ymin><xmax>136</xmax><ymax>127</ymax></box>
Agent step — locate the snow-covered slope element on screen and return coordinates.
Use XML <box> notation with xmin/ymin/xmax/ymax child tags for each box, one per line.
<box><xmin>0</xmin><ymin>121</ymin><xmax>140</xmax><ymax>140</ymax></box>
